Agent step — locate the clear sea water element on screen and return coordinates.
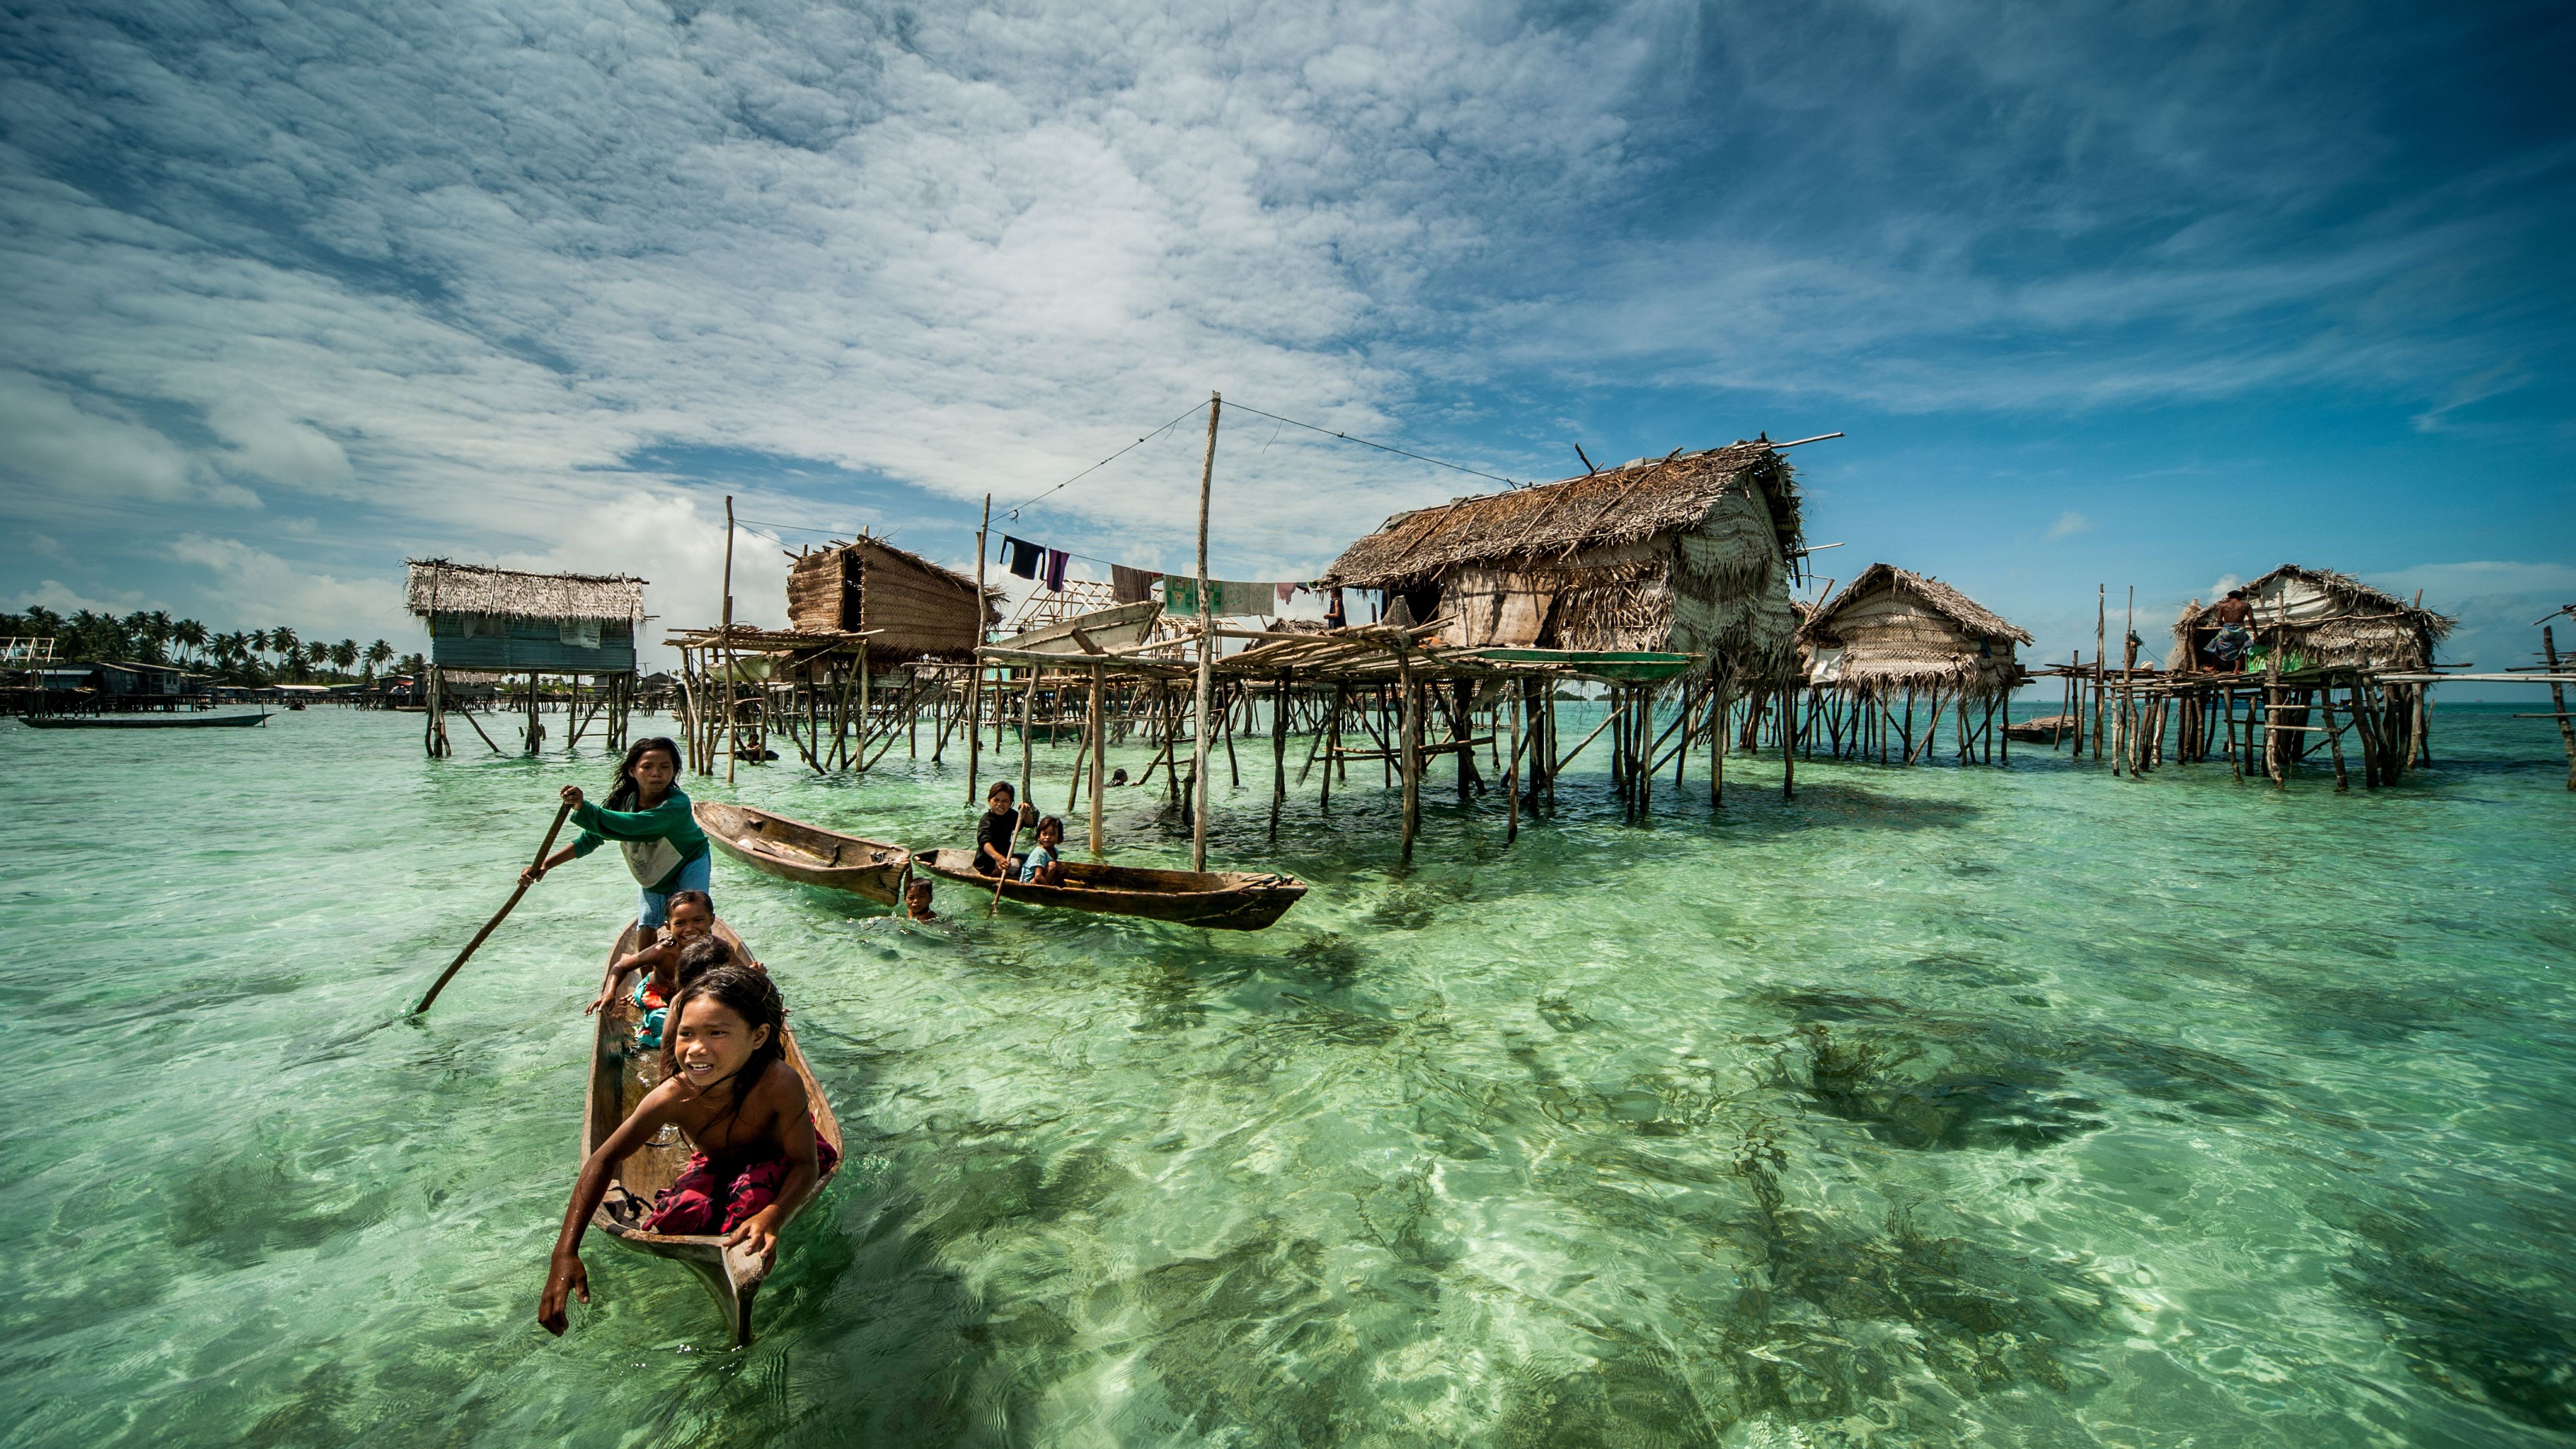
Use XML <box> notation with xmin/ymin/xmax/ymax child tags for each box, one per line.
<box><xmin>3</xmin><ymin>701</ymin><xmax>2571</xmax><ymax>1448</ymax></box>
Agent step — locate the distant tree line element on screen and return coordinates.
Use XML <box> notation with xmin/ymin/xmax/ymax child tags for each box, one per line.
<box><xmin>1</xmin><ymin>605</ymin><xmax>426</xmax><ymax>685</ymax></box>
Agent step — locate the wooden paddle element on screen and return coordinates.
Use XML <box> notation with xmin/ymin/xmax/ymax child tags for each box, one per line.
<box><xmin>412</xmin><ymin>797</ymin><xmax>578</xmax><ymax>1015</ymax></box>
<box><xmin>990</xmin><ymin>805</ymin><xmax>1033</xmax><ymax>910</ymax></box>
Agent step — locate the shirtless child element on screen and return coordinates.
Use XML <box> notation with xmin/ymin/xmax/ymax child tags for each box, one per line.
<box><xmin>587</xmin><ymin>890</ymin><xmax>717</xmax><ymax>1018</ymax></box>
<box><xmin>538</xmin><ymin>966</ymin><xmax>836</xmax><ymax>1335</ymax></box>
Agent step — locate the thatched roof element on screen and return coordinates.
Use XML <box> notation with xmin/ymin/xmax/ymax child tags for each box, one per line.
<box><xmin>406</xmin><ymin>560</ymin><xmax>645</xmax><ymax>622</ymax></box>
<box><xmin>2170</xmin><ymin>564</ymin><xmax>2454</xmax><ymax>670</ymax></box>
<box><xmin>1805</xmin><ymin>565</ymin><xmax>2032</xmax><ymax>646</ymax></box>
<box><xmin>1319</xmin><ymin>440</ymin><xmax>1802</xmax><ymax>589</ymax></box>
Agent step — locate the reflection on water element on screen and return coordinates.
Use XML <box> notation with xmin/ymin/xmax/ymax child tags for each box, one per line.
<box><xmin>4</xmin><ymin>704</ymin><xmax>2574</xmax><ymax>1446</ymax></box>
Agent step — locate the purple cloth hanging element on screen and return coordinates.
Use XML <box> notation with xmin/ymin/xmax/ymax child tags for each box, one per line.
<box><xmin>1042</xmin><ymin>548</ymin><xmax>1070</xmax><ymax>592</ymax></box>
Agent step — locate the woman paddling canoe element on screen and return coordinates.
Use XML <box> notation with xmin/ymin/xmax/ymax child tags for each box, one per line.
<box><xmin>522</xmin><ymin>737</ymin><xmax>715</xmax><ymax>935</ymax></box>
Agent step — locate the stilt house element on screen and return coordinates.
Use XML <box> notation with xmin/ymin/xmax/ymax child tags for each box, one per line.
<box><xmin>2169</xmin><ymin>565</ymin><xmax>2452</xmax><ymax>673</ymax></box>
<box><xmin>1797</xmin><ymin>564</ymin><xmax>2030</xmax><ymax>765</ymax></box>
<box><xmin>1803</xmin><ymin>564</ymin><xmax>2030</xmax><ymax>699</ymax></box>
<box><xmin>405</xmin><ymin>559</ymin><xmax>647</xmax><ymax>758</ymax></box>
<box><xmin>1317</xmin><ymin>440</ymin><xmax>1807</xmax><ymax>678</ymax></box>
<box><xmin>785</xmin><ymin>536</ymin><xmax>999</xmax><ymax>660</ymax></box>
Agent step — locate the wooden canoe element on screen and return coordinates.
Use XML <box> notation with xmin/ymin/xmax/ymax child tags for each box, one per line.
<box><xmin>695</xmin><ymin>801</ymin><xmax>910</xmax><ymax>906</ymax></box>
<box><xmin>2004</xmin><ymin>714</ymin><xmax>2076</xmax><ymax>743</ymax></box>
<box><xmin>20</xmin><ymin>711</ymin><xmax>267</xmax><ymax>728</ymax></box>
<box><xmin>914</xmin><ymin>847</ymin><xmax>1305</xmax><ymax>930</ymax></box>
<box><xmin>990</xmin><ymin>600</ymin><xmax>1162</xmax><ymax>655</ymax></box>
<box><xmin>580</xmin><ymin>918</ymin><xmax>844</xmax><ymax>1345</ymax></box>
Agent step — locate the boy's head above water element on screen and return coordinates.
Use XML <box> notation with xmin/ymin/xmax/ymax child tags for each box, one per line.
<box><xmin>905</xmin><ymin>878</ymin><xmax>936</xmax><ymax>916</ymax></box>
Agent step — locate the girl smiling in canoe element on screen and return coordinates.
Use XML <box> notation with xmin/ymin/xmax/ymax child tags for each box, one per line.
<box><xmin>523</xmin><ymin>737</ymin><xmax>713</xmax><ymax>937</ymax></box>
<box><xmin>539</xmin><ymin>966</ymin><xmax>835</xmax><ymax>1335</ymax></box>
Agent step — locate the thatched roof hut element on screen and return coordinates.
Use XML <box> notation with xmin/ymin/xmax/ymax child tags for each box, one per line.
<box><xmin>785</xmin><ymin>536</ymin><xmax>999</xmax><ymax>661</ymax></box>
<box><xmin>1318</xmin><ymin>440</ymin><xmax>1806</xmax><ymax>675</ymax></box>
<box><xmin>1801</xmin><ymin>564</ymin><xmax>2031</xmax><ymax>700</ymax></box>
<box><xmin>2169</xmin><ymin>565</ymin><xmax>2454</xmax><ymax>672</ymax></box>
<box><xmin>406</xmin><ymin>560</ymin><xmax>646</xmax><ymax>673</ymax></box>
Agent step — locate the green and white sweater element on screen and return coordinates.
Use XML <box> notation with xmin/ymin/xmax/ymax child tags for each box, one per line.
<box><xmin>569</xmin><ymin>791</ymin><xmax>710</xmax><ymax>892</ymax></box>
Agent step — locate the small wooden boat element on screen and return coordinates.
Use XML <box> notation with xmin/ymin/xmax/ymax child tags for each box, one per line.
<box><xmin>581</xmin><ymin>919</ymin><xmax>844</xmax><ymax>1345</ymax></box>
<box><xmin>19</xmin><ymin>711</ymin><xmax>267</xmax><ymax>728</ymax></box>
<box><xmin>694</xmin><ymin>801</ymin><xmax>910</xmax><ymax>906</ymax></box>
<box><xmin>2004</xmin><ymin>714</ymin><xmax>2077</xmax><ymax>743</ymax></box>
<box><xmin>914</xmin><ymin>848</ymin><xmax>1305</xmax><ymax>930</ymax></box>
<box><xmin>991</xmin><ymin>600</ymin><xmax>1162</xmax><ymax>655</ymax></box>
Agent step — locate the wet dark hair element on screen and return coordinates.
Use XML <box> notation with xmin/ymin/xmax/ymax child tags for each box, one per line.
<box><xmin>662</xmin><ymin>965</ymin><xmax>785</xmax><ymax>1130</ymax></box>
<box><xmin>1037</xmin><ymin>815</ymin><xmax>1064</xmax><ymax>839</ymax></box>
<box><xmin>905</xmin><ymin>876</ymin><xmax>934</xmax><ymax>898</ymax></box>
<box><xmin>608</xmin><ymin>737</ymin><xmax>685</xmax><ymax>810</ymax></box>
<box><xmin>2226</xmin><ymin>589</ymin><xmax>2245</xmax><ymax>600</ymax></box>
<box><xmin>987</xmin><ymin>780</ymin><xmax>1015</xmax><ymax>803</ymax></box>
<box><xmin>666</xmin><ymin>889</ymin><xmax>714</xmax><ymax>920</ymax></box>
<box><xmin>675</xmin><ymin>937</ymin><xmax>733</xmax><ymax>991</ymax></box>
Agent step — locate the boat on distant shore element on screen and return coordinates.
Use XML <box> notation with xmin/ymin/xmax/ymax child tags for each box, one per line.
<box><xmin>695</xmin><ymin>800</ymin><xmax>910</xmax><ymax>905</ymax></box>
<box><xmin>914</xmin><ymin>848</ymin><xmax>1306</xmax><ymax>930</ymax></box>
<box><xmin>2004</xmin><ymin>714</ymin><xmax>2076</xmax><ymax>743</ymax></box>
<box><xmin>19</xmin><ymin>712</ymin><xmax>268</xmax><ymax>729</ymax></box>
<box><xmin>581</xmin><ymin>917</ymin><xmax>843</xmax><ymax>1345</ymax></box>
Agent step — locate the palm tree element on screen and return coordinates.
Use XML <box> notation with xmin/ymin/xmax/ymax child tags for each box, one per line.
<box><xmin>269</xmin><ymin>626</ymin><xmax>298</xmax><ymax>671</ymax></box>
<box><xmin>250</xmin><ymin>629</ymin><xmax>270</xmax><ymax>660</ymax></box>
<box><xmin>174</xmin><ymin>618</ymin><xmax>209</xmax><ymax>664</ymax></box>
<box><xmin>364</xmin><ymin>639</ymin><xmax>394</xmax><ymax>678</ymax></box>
<box><xmin>330</xmin><ymin>639</ymin><xmax>358</xmax><ymax>675</ymax></box>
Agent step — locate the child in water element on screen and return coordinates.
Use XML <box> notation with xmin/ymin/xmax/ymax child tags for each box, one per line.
<box><xmin>539</xmin><ymin>966</ymin><xmax>836</xmax><ymax>1335</ymax></box>
<box><xmin>903</xmin><ymin>877</ymin><xmax>937</xmax><ymax>921</ymax></box>
<box><xmin>1018</xmin><ymin>816</ymin><xmax>1069</xmax><ymax>886</ymax></box>
<box><xmin>524</xmin><ymin>737</ymin><xmax>713</xmax><ymax>940</ymax></box>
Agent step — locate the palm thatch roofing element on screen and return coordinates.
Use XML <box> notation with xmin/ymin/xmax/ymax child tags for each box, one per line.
<box><xmin>1804</xmin><ymin>565</ymin><xmax>2033</xmax><ymax>647</ymax></box>
<box><xmin>1318</xmin><ymin>440</ymin><xmax>1802</xmax><ymax>589</ymax></box>
<box><xmin>2170</xmin><ymin>564</ymin><xmax>2455</xmax><ymax>671</ymax></box>
<box><xmin>405</xmin><ymin>560</ymin><xmax>646</xmax><ymax>623</ymax></box>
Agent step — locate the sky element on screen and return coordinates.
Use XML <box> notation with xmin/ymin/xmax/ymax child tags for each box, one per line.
<box><xmin>2</xmin><ymin>0</ymin><xmax>2570</xmax><ymax>689</ymax></box>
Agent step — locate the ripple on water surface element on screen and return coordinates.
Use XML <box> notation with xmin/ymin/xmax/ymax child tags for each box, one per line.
<box><xmin>3</xmin><ymin>705</ymin><xmax>2573</xmax><ymax>1446</ymax></box>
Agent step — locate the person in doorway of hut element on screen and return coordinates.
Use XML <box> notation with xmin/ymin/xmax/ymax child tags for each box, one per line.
<box><xmin>1019</xmin><ymin>816</ymin><xmax>1070</xmax><ymax>887</ymax></box>
<box><xmin>2205</xmin><ymin>590</ymin><xmax>2256</xmax><ymax>672</ymax></box>
<box><xmin>974</xmin><ymin>781</ymin><xmax>1022</xmax><ymax>877</ymax></box>
<box><xmin>522</xmin><ymin>736</ymin><xmax>713</xmax><ymax>935</ymax></box>
<box><xmin>1325</xmin><ymin>588</ymin><xmax>1346</xmax><ymax>630</ymax></box>
<box><xmin>587</xmin><ymin>888</ymin><xmax>715</xmax><ymax>1019</ymax></box>
<box><xmin>538</xmin><ymin>966</ymin><xmax>836</xmax><ymax>1335</ymax></box>
<box><xmin>903</xmin><ymin>877</ymin><xmax>938</xmax><ymax>922</ymax></box>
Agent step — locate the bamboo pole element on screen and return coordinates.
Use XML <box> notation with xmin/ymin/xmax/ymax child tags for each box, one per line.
<box><xmin>721</xmin><ymin>497</ymin><xmax>736</xmax><ymax>783</ymax></box>
<box><xmin>1190</xmin><ymin>394</ymin><xmax>1219</xmax><ymax>873</ymax></box>
<box><xmin>968</xmin><ymin>493</ymin><xmax>988</xmax><ymax>805</ymax></box>
<box><xmin>2549</xmin><ymin>627</ymin><xmax>2576</xmax><ymax>791</ymax></box>
<box><xmin>1398</xmin><ymin>653</ymin><xmax>1420</xmax><ymax>865</ymax></box>
<box><xmin>1504</xmin><ymin>686</ymin><xmax>1522</xmax><ymax>846</ymax></box>
<box><xmin>2092</xmin><ymin>585</ymin><xmax>2106</xmax><ymax>761</ymax></box>
<box><xmin>1089</xmin><ymin>662</ymin><xmax>1106</xmax><ymax>855</ymax></box>
<box><xmin>1269</xmin><ymin>674</ymin><xmax>1289</xmax><ymax>841</ymax></box>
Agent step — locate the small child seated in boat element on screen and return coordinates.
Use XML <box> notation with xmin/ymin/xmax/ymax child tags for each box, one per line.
<box><xmin>904</xmin><ymin>877</ymin><xmax>937</xmax><ymax>921</ymax></box>
<box><xmin>539</xmin><ymin>966</ymin><xmax>838</xmax><ymax>1336</ymax></box>
<box><xmin>1018</xmin><ymin>816</ymin><xmax>1070</xmax><ymax>886</ymax></box>
<box><xmin>588</xmin><ymin>890</ymin><xmax>716</xmax><ymax>1019</ymax></box>
<box><xmin>974</xmin><ymin>781</ymin><xmax>1022</xmax><ymax>877</ymax></box>
<box><xmin>636</xmin><ymin>936</ymin><xmax>738</xmax><ymax>1051</ymax></box>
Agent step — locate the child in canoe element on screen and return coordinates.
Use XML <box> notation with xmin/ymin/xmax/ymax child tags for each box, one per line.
<box><xmin>538</xmin><ymin>966</ymin><xmax>837</xmax><ymax>1335</ymax></box>
<box><xmin>974</xmin><ymin>781</ymin><xmax>1022</xmax><ymax>877</ymax></box>
<box><xmin>586</xmin><ymin>889</ymin><xmax>716</xmax><ymax>1019</ymax></box>
<box><xmin>1018</xmin><ymin>816</ymin><xmax>1070</xmax><ymax>886</ymax></box>
<box><xmin>523</xmin><ymin>736</ymin><xmax>712</xmax><ymax>937</ymax></box>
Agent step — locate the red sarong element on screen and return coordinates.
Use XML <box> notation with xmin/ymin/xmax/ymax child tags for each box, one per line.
<box><xmin>641</xmin><ymin>1133</ymin><xmax>839</xmax><ymax>1235</ymax></box>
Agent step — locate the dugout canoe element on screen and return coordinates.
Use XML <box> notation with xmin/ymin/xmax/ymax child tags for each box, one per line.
<box><xmin>580</xmin><ymin>918</ymin><xmax>843</xmax><ymax>1346</ymax></box>
<box><xmin>19</xmin><ymin>712</ymin><xmax>267</xmax><ymax>728</ymax></box>
<box><xmin>914</xmin><ymin>847</ymin><xmax>1305</xmax><ymax>930</ymax></box>
<box><xmin>694</xmin><ymin>801</ymin><xmax>910</xmax><ymax>906</ymax></box>
<box><xmin>2004</xmin><ymin>714</ymin><xmax>2077</xmax><ymax>743</ymax></box>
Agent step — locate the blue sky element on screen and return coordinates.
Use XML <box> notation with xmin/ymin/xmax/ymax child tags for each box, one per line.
<box><xmin>2</xmin><ymin>0</ymin><xmax>2569</xmax><ymax>686</ymax></box>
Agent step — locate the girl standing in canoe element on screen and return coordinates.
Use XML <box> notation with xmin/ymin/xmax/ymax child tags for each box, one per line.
<box><xmin>523</xmin><ymin>737</ymin><xmax>713</xmax><ymax>933</ymax></box>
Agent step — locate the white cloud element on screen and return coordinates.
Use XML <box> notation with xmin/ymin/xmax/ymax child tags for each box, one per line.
<box><xmin>167</xmin><ymin>535</ymin><xmax>409</xmax><ymax>642</ymax></box>
<box><xmin>0</xmin><ymin>368</ymin><xmax>198</xmax><ymax>502</ymax></box>
<box><xmin>2046</xmin><ymin>510</ymin><xmax>2091</xmax><ymax>538</ymax></box>
<box><xmin>10</xmin><ymin>577</ymin><xmax>159</xmax><ymax>616</ymax></box>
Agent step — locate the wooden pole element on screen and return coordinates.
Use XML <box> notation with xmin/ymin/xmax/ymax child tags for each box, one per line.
<box><xmin>1269</xmin><ymin>675</ymin><xmax>1288</xmax><ymax>841</ymax></box>
<box><xmin>2092</xmin><ymin>585</ymin><xmax>2106</xmax><ymax>761</ymax></box>
<box><xmin>1398</xmin><ymin>653</ymin><xmax>1420</xmax><ymax>865</ymax></box>
<box><xmin>413</xmin><ymin>798</ymin><xmax>577</xmax><ymax>1015</ymax></box>
<box><xmin>969</xmin><ymin>493</ymin><xmax>989</xmax><ymax>806</ymax></box>
<box><xmin>1089</xmin><ymin>662</ymin><xmax>1106</xmax><ymax>855</ymax></box>
<box><xmin>1019</xmin><ymin>666</ymin><xmax>1038</xmax><ymax>803</ymax></box>
<box><xmin>1504</xmin><ymin>686</ymin><xmax>1522</xmax><ymax>846</ymax></box>
<box><xmin>2547</xmin><ymin>626</ymin><xmax>2576</xmax><ymax>791</ymax></box>
<box><xmin>1190</xmin><ymin>393</ymin><xmax>1220</xmax><ymax>873</ymax></box>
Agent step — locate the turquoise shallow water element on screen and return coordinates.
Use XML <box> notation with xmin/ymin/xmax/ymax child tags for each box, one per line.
<box><xmin>3</xmin><ymin>702</ymin><xmax>2572</xmax><ymax>1447</ymax></box>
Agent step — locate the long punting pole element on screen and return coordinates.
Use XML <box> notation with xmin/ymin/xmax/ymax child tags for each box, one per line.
<box><xmin>413</xmin><ymin>797</ymin><xmax>577</xmax><ymax>1015</ymax></box>
<box><xmin>721</xmin><ymin>496</ymin><xmax>737</xmax><ymax>783</ymax></box>
<box><xmin>1190</xmin><ymin>393</ymin><xmax>1220</xmax><ymax>873</ymax></box>
<box><xmin>969</xmin><ymin>493</ymin><xmax>989</xmax><ymax>806</ymax></box>
<box><xmin>1089</xmin><ymin>662</ymin><xmax>1107</xmax><ymax>855</ymax></box>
